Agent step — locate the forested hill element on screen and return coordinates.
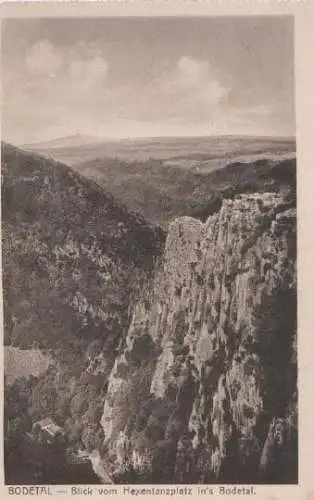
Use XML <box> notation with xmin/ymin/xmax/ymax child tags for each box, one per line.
<box><xmin>70</xmin><ymin>154</ymin><xmax>296</xmax><ymax>227</ymax></box>
<box><xmin>1</xmin><ymin>142</ymin><xmax>164</xmax><ymax>354</ymax></box>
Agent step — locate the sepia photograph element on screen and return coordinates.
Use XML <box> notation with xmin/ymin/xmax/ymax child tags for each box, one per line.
<box><xmin>2</xmin><ymin>14</ymin><xmax>298</xmax><ymax>486</ymax></box>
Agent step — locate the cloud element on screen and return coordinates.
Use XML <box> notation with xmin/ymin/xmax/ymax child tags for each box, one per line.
<box><xmin>2</xmin><ymin>17</ymin><xmax>295</xmax><ymax>143</ymax></box>
<box><xmin>25</xmin><ymin>40</ymin><xmax>63</xmax><ymax>77</ymax></box>
<box><xmin>23</xmin><ymin>40</ymin><xmax>110</xmax><ymax>106</ymax></box>
<box><xmin>177</xmin><ymin>56</ymin><xmax>209</xmax><ymax>81</ymax></box>
<box><xmin>25</xmin><ymin>39</ymin><xmax>109</xmax><ymax>89</ymax></box>
<box><xmin>113</xmin><ymin>56</ymin><xmax>229</xmax><ymax>127</ymax></box>
<box><xmin>3</xmin><ymin>42</ymin><xmax>293</xmax><ymax>143</ymax></box>
<box><xmin>142</xmin><ymin>56</ymin><xmax>230</xmax><ymax>124</ymax></box>
<box><xmin>69</xmin><ymin>55</ymin><xmax>108</xmax><ymax>88</ymax></box>
<box><xmin>164</xmin><ymin>56</ymin><xmax>228</xmax><ymax>106</ymax></box>
<box><xmin>3</xmin><ymin>40</ymin><xmax>112</xmax><ymax>143</ymax></box>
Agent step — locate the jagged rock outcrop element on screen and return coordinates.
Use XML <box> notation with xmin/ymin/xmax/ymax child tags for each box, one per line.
<box><xmin>100</xmin><ymin>192</ymin><xmax>297</xmax><ymax>483</ymax></box>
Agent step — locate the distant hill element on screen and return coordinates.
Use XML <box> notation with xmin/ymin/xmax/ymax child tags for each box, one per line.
<box><xmin>23</xmin><ymin>134</ymin><xmax>105</xmax><ymax>151</ymax></box>
<box><xmin>70</xmin><ymin>153</ymin><xmax>296</xmax><ymax>227</ymax></box>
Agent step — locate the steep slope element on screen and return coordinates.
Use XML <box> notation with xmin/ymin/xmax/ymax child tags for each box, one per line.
<box><xmin>2</xmin><ymin>142</ymin><xmax>164</xmax><ymax>352</ymax></box>
<box><xmin>100</xmin><ymin>192</ymin><xmax>297</xmax><ymax>484</ymax></box>
<box><xmin>2</xmin><ymin>142</ymin><xmax>164</xmax><ymax>477</ymax></box>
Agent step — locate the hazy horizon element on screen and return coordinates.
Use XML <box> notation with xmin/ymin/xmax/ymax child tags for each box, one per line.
<box><xmin>21</xmin><ymin>132</ymin><xmax>296</xmax><ymax>146</ymax></box>
<box><xmin>2</xmin><ymin>16</ymin><xmax>295</xmax><ymax>144</ymax></box>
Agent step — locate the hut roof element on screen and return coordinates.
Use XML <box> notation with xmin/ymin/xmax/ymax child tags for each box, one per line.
<box><xmin>34</xmin><ymin>417</ymin><xmax>65</xmax><ymax>436</ymax></box>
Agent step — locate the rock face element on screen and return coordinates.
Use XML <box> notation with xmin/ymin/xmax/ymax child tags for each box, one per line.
<box><xmin>100</xmin><ymin>192</ymin><xmax>297</xmax><ymax>483</ymax></box>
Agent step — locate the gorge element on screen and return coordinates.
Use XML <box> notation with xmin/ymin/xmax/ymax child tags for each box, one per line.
<box><xmin>2</xmin><ymin>142</ymin><xmax>297</xmax><ymax>484</ymax></box>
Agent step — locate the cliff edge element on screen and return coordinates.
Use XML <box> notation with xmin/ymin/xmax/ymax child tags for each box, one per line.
<box><xmin>100</xmin><ymin>192</ymin><xmax>297</xmax><ymax>483</ymax></box>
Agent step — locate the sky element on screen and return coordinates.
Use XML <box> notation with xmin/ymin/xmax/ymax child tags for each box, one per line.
<box><xmin>2</xmin><ymin>16</ymin><xmax>295</xmax><ymax>144</ymax></box>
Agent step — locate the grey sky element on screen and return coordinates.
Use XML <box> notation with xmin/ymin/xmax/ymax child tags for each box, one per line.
<box><xmin>2</xmin><ymin>16</ymin><xmax>295</xmax><ymax>144</ymax></box>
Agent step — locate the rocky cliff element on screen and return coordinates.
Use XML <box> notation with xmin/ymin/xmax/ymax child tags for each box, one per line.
<box><xmin>100</xmin><ymin>192</ymin><xmax>297</xmax><ymax>484</ymax></box>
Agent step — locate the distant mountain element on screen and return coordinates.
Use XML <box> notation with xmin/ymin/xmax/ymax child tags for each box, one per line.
<box><xmin>23</xmin><ymin>134</ymin><xmax>105</xmax><ymax>151</ymax></box>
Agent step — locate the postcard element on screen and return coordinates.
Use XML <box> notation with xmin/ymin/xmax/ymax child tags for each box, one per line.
<box><xmin>1</xmin><ymin>2</ymin><xmax>314</xmax><ymax>500</ymax></box>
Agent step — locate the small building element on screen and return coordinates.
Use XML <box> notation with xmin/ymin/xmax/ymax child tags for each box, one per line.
<box><xmin>66</xmin><ymin>448</ymin><xmax>91</xmax><ymax>465</ymax></box>
<box><xmin>32</xmin><ymin>417</ymin><xmax>66</xmax><ymax>447</ymax></box>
